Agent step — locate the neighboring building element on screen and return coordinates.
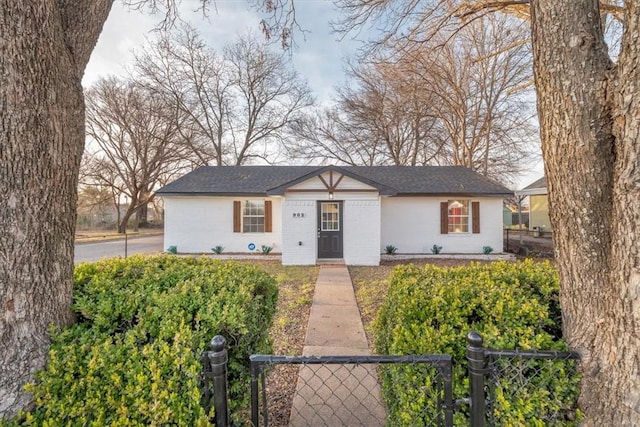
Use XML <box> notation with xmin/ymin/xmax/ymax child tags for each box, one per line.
<box><xmin>156</xmin><ymin>166</ymin><xmax>512</xmax><ymax>265</ymax></box>
<box><xmin>516</xmin><ymin>177</ymin><xmax>551</xmax><ymax>234</ymax></box>
<box><xmin>503</xmin><ymin>204</ymin><xmax>529</xmax><ymax>228</ymax></box>
<box><xmin>503</xmin><ymin>206</ymin><xmax>514</xmax><ymax>227</ymax></box>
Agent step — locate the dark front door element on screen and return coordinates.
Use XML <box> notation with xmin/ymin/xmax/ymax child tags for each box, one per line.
<box><xmin>317</xmin><ymin>201</ymin><xmax>343</xmax><ymax>259</ymax></box>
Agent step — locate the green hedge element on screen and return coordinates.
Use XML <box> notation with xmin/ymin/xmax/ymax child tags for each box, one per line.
<box><xmin>7</xmin><ymin>255</ymin><xmax>278</xmax><ymax>426</ymax></box>
<box><xmin>376</xmin><ymin>260</ymin><xmax>581</xmax><ymax>426</ymax></box>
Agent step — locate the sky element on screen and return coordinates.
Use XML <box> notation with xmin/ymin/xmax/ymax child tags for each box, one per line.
<box><xmin>83</xmin><ymin>0</ymin><xmax>364</xmax><ymax>105</ymax></box>
<box><xmin>83</xmin><ymin>0</ymin><xmax>544</xmax><ymax>189</ymax></box>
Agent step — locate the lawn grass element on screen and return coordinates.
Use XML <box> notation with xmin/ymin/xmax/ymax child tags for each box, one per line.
<box><xmin>349</xmin><ymin>265</ymin><xmax>396</xmax><ymax>349</ymax></box>
<box><xmin>252</xmin><ymin>261</ymin><xmax>318</xmax><ymax>355</ymax></box>
<box><xmin>74</xmin><ymin>229</ymin><xmax>162</xmax><ymax>243</ymax></box>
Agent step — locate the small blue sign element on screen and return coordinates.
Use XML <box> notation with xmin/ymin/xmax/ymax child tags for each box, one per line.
<box><xmin>248</xmin><ymin>243</ymin><xmax>256</xmax><ymax>251</ymax></box>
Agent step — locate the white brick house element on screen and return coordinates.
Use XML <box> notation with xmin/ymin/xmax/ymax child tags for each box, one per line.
<box><xmin>156</xmin><ymin>166</ymin><xmax>512</xmax><ymax>265</ymax></box>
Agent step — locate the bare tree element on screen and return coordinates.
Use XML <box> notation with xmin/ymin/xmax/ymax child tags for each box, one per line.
<box><xmin>402</xmin><ymin>14</ymin><xmax>537</xmax><ymax>182</ymax></box>
<box><xmin>289</xmin><ymin>107</ymin><xmax>389</xmax><ymax>166</ymax></box>
<box><xmin>135</xmin><ymin>27</ymin><xmax>314</xmax><ymax>166</ymax></box>
<box><xmin>135</xmin><ymin>26</ymin><xmax>231</xmax><ymax>165</ymax></box>
<box><xmin>76</xmin><ymin>180</ymin><xmax>115</xmax><ymax>229</ymax></box>
<box><xmin>290</xmin><ymin>59</ymin><xmax>444</xmax><ymax>166</ymax></box>
<box><xmin>328</xmin><ymin>0</ymin><xmax>640</xmax><ymax>424</ymax></box>
<box><xmin>291</xmin><ymin>13</ymin><xmax>535</xmax><ymax>183</ymax></box>
<box><xmin>332</xmin><ymin>0</ymin><xmax>624</xmax><ymax>50</ymax></box>
<box><xmin>79</xmin><ymin>153</ymin><xmax>128</xmax><ymax>231</ymax></box>
<box><xmin>224</xmin><ymin>32</ymin><xmax>315</xmax><ymax>164</ymax></box>
<box><xmin>85</xmin><ymin>77</ymin><xmax>190</xmax><ymax>233</ymax></box>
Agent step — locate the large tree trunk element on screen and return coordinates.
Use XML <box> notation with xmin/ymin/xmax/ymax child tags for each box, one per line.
<box><xmin>0</xmin><ymin>0</ymin><xmax>112</xmax><ymax>418</ymax></box>
<box><xmin>531</xmin><ymin>0</ymin><xmax>640</xmax><ymax>424</ymax></box>
<box><xmin>137</xmin><ymin>203</ymin><xmax>149</xmax><ymax>228</ymax></box>
<box><xmin>118</xmin><ymin>196</ymin><xmax>139</xmax><ymax>234</ymax></box>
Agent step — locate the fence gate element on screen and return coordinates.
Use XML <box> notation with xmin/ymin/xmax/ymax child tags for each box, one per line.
<box><xmin>201</xmin><ymin>332</ymin><xmax>580</xmax><ymax>427</ymax></box>
<box><xmin>250</xmin><ymin>354</ymin><xmax>454</xmax><ymax>427</ymax></box>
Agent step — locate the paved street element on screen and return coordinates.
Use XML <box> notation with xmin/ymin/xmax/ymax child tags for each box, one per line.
<box><xmin>74</xmin><ymin>234</ymin><xmax>164</xmax><ymax>263</ymax></box>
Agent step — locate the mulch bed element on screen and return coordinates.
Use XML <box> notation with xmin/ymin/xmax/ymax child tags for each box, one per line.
<box><xmin>251</xmin><ymin>263</ymin><xmax>316</xmax><ymax>427</ymax></box>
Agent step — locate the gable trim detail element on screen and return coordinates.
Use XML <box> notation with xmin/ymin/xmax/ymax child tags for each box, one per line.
<box><xmin>266</xmin><ymin>165</ymin><xmax>397</xmax><ymax>196</ymax></box>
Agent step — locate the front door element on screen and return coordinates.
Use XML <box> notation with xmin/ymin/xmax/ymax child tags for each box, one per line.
<box><xmin>317</xmin><ymin>201</ymin><xmax>343</xmax><ymax>259</ymax></box>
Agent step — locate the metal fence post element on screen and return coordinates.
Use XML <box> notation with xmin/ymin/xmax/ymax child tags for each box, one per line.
<box><xmin>249</xmin><ymin>359</ymin><xmax>260</xmax><ymax>427</ymax></box>
<box><xmin>207</xmin><ymin>335</ymin><xmax>229</xmax><ymax>427</ymax></box>
<box><xmin>505</xmin><ymin>228</ymin><xmax>509</xmax><ymax>252</ymax></box>
<box><xmin>467</xmin><ymin>331</ymin><xmax>486</xmax><ymax>427</ymax></box>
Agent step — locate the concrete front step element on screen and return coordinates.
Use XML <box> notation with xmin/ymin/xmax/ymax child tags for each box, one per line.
<box><xmin>316</xmin><ymin>258</ymin><xmax>346</xmax><ymax>265</ymax></box>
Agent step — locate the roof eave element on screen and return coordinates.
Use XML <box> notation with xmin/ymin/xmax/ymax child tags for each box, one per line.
<box><xmin>515</xmin><ymin>188</ymin><xmax>547</xmax><ymax>196</ymax></box>
<box><xmin>392</xmin><ymin>192</ymin><xmax>514</xmax><ymax>197</ymax></box>
<box><xmin>156</xmin><ymin>191</ymin><xmax>269</xmax><ymax>197</ymax></box>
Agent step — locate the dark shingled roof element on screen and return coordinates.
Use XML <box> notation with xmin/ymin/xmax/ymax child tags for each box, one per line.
<box><xmin>156</xmin><ymin>165</ymin><xmax>512</xmax><ymax>197</ymax></box>
<box><xmin>522</xmin><ymin>176</ymin><xmax>547</xmax><ymax>190</ymax></box>
<box><xmin>346</xmin><ymin>166</ymin><xmax>511</xmax><ymax>196</ymax></box>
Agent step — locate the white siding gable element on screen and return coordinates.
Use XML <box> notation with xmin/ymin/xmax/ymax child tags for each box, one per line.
<box><xmin>287</xmin><ymin>172</ymin><xmax>377</xmax><ymax>192</ymax></box>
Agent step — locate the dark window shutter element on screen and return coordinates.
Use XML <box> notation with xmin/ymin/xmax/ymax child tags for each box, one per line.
<box><xmin>440</xmin><ymin>202</ymin><xmax>448</xmax><ymax>234</ymax></box>
<box><xmin>472</xmin><ymin>201</ymin><xmax>480</xmax><ymax>234</ymax></box>
<box><xmin>265</xmin><ymin>200</ymin><xmax>272</xmax><ymax>232</ymax></box>
<box><xmin>233</xmin><ymin>201</ymin><xmax>241</xmax><ymax>233</ymax></box>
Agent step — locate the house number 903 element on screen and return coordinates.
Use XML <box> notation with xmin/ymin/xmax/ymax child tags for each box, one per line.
<box><xmin>292</xmin><ymin>213</ymin><xmax>305</xmax><ymax>218</ymax></box>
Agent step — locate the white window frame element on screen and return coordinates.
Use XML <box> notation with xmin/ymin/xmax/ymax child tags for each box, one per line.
<box><xmin>448</xmin><ymin>199</ymin><xmax>470</xmax><ymax>233</ymax></box>
<box><xmin>320</xmin><ymin>202</ymin><xmax>340</xmax><ymax>231</ymax></box>
<box><xmin>242</xmin><ymin>200</ymin><xmax>265</xmax><ymax>233</ymax></box>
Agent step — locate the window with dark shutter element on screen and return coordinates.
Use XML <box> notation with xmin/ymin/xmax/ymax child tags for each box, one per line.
<box><xmin>242</xmin><ymin>200</ymin><xmax>265</xmax><ymax>232</ymax></box>
<box><xmin>444</xmin><ymin>200</ymin><xmax>477</xmax><ymax>233</ymax></box>
<box><xmin>235</xmin><ymin>200</ymin><xmax>270</xmax><ymax>233</ymax></box>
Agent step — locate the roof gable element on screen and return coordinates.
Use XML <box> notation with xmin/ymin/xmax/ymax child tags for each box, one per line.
<box><xmin>523</xmin><ymin>176</ymin><xmax>547</xmax><ymax>190</ymax></box>
<box><xmin>266</xmin><ymin>165</ymin><xmax>397</xmax><ymax>195</ymax></box>
<box><xmin>516</xmin><ymin>176</ymin><xmax>547</xmax><ymax>196</ymax></box>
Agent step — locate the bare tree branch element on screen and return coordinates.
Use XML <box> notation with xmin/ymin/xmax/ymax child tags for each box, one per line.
<box><xmin>135</xmin><ymin>27</ymin><xmax>314</xmax><ymax>166</ymax></box>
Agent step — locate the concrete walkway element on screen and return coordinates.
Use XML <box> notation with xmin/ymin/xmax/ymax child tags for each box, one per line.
<box><xmin>289</xmin><ymin>265</ymin><xmax>386</xmax><ymax>426</ymax></box>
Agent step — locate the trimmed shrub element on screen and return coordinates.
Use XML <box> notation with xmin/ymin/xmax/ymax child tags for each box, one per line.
<box><xmin>376</xmin><ymin>260</ymin><xmax>580</xmax><ymax>426</ymax></box>
<box><xmin>11</xmin><ymin>255</ymin><xmax>278</xmax><ymax>426</ymax></box>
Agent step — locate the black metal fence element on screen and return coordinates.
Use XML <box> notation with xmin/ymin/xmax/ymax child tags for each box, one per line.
<box><xmin>250</xmin><ymin>354</ymin><xmax>453</xmax><ymax>427</ymax></box>
<box><xmin>480</xmin><ymin>339</ymin><xmax>581</xmax><ymax>425</ymax></box>
<box><xmin>201</xmin><ymin>336</ymin><xmax>230</xmax><ymax>426</ymax></box>
<box><xmin>201</xmin><ymin>332</ymin><xmax>580</xmax><ymax>427</ymax></box>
